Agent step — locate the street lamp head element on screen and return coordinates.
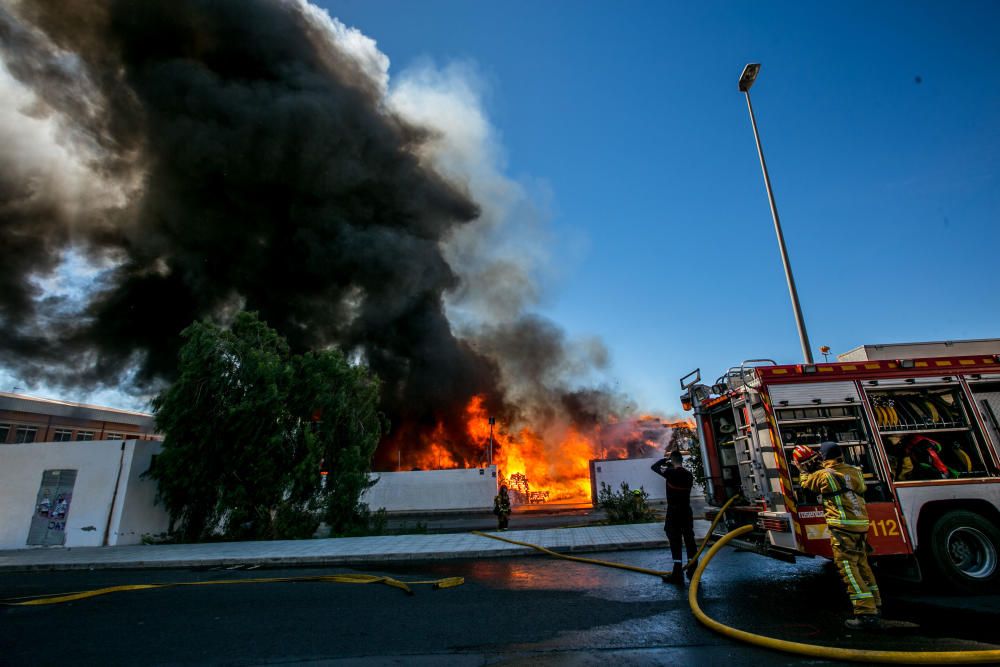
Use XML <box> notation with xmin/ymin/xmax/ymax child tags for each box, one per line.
<box><xmin>738</xmin><ymin>63</ymin><xmax>761</xmax><ymax>92</ymax></box>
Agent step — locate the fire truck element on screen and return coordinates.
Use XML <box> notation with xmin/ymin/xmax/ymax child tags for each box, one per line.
<box><xmin>680</xmin><ymin>351</ymin><xmax>1000</xmax><ymax>591</ymax></box>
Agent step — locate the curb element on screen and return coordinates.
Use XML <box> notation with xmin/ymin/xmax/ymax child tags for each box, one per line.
<box><xmin>0</xmin><ymin>537</ymin><xmax>675</xmax><ymax>573</ymax></box>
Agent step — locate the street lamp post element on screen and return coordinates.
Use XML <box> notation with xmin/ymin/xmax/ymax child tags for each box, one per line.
<box><xmin>738</xmin><ymin>63</ymin><xmax>814</xmax><ymax>364</ymax></box>
<box><xmin>488</xmin><ymin>416</ymin><xmax>496</xmax><ymax>466</ymax></box>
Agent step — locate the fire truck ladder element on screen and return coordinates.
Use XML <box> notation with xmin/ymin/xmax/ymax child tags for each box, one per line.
<box><xmin>725</xmin><ymin>361</ymin><xmax>782</xmax><ymax>510</ymax></box>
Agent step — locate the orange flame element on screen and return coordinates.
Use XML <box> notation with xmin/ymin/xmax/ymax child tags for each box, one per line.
<box><xmin>404</xmin><ymin>395</ymin><xmax>692</xmax><ymax>504</ymax></box>
<box><xmin>408</xmin><ymin>421</ymin><xmax>461</xmax><ymax>470</ymax></box>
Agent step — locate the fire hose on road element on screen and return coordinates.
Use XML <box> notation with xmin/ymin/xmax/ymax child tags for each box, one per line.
<box><xmin>7</xmin><ymin>493</ymin><xmax>1000</xmax><ymax>663</ymax></box>
<box><xmin>2</xmin><ymin>573</ymin><xmax>464</xmax><ymax>605</ymax></box>
<box><xmin>687</xmin><ymin>525</ymin><xmax>1000</xmax><ymax>664</ymax></box>
<box><xmin>472</xmin><ymin>492</ymin><xmax>743</xmax><ymax>579</ymax></box>
<box><xmin>477</xmin><ymin>495</ymin><xmax>1000</xmax><ymax>665</ymax></box>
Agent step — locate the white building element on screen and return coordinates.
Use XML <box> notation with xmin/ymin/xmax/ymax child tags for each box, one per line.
<box><xmin>838</xmin><ymin>338</ymin><xmax>1000</xmax><ymax>362</ymax></box>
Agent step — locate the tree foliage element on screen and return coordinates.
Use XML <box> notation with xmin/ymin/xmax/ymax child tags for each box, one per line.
<box><xmin>669</xmin><ymin>424</ymin><xmax>707</xmax><ymax>496</ymax></box>
<box><xmin>597</xmin><ymin>482</ymin><xmax>656</xmax><ymax>524</ymax></box>
<box><xmin>150</xmin><ymin>312</ymin><xmax>386</xmax><ymax>542</ymax></box>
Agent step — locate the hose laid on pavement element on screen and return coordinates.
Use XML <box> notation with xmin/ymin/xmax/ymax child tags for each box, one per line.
<box><xmin>2</xmin><ymin>573</ymin><xmax>464</xmax><ymax>606</ymax></box>
<box><xmin>474</xmin><ymin>492</ymin><xmax>744</xmax><ymax>578</ymax></box>
<box><xmin>5</xmin><ymin>493</ymin><xmax>732</xmax><ymax>608</ymax></box>
<box><xmin>684</xmin><ymin>493</ymin><xmax>741</xmax><ymax>572</ymax></box>
<box><xmin>477</xmin><ymin>503</ymin><xmax>1000</xmax><ymax>664</ymax></box>
<box><xmin>471</xmin><ymin>530</ymin><xmax>670</xmax><ymax>577</ymax></box>
<box><xmin>689</xmin><ymin>525</ymin><xmax>1000</xmax><ymax>664</ymax></box>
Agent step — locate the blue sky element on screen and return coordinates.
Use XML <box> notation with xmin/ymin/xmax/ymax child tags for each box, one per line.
<box><xmin>325</xmin><ymin>0</ymin><xmax>1000</xmax><ymax>416</ymax></box>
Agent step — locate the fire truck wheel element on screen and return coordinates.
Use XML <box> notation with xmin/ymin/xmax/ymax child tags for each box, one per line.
<box><xmin>926</xmin><ymin>510</ymin><xmax>1000</xmax><ymax>592</ymax></box>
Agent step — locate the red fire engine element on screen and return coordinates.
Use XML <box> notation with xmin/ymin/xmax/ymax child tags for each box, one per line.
<box><xmin>681</xmin><ymin>353</ymin><xmax>1000</xmax><ymax>591</ymax></box>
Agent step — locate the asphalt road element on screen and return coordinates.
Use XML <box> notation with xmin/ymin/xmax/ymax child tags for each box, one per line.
<box><xmin>3</xmin><ymin>546</ymin><xmax>998</xmax><ymax>666</ymax></box>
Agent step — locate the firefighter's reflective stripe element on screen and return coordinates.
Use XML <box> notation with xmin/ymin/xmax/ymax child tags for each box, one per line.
<box><xmin>842</xmin><ymin>561</ymin><xmax>871</xmax><ymax>599</ymax></box>
<box><xmin>827</xmin><ymin>470</ymin><xmax>848</xmax><ymax>523</ymax></box>
<box><xmin>830</xmin><ymin>529</ymin><xmax>879</xmax><ymax>616</ymax></box>
<box><xmin>799</xmin><ymin>463</ymin><xmax>870</xmax><ymax>531</ymax></box>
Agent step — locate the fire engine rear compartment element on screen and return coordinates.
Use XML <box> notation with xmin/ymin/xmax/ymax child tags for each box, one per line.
<box><xmin>693</xmin><ymin>357</ymin><xmax>1000</xmax><ymax>574</ymax></box>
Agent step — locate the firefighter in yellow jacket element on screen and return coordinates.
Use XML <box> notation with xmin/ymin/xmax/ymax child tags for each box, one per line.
<box><xmin>793</xmin><ymin>442</ymin><xmax>882</xmax><ymax>630</ymax></box>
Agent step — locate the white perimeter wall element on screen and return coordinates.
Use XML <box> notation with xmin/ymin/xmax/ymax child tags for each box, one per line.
<box><xmin>109</xmin><ymin>440</ymin><xmax>171</xmax><ymax>545</ymax></box>
<box><xmin>362</xmin><ymin>466</ymin><xmax>498</xmax><ymax>512</ymax></box>
<box><xmin>0</xmin><ymin>440</ymin><xmax>169</xmax><ymax>549</ymax></box>
<box><xmin>591</xmin><ymin>456</ymin><xmax>668</xmax><ymax>503</ymax></box>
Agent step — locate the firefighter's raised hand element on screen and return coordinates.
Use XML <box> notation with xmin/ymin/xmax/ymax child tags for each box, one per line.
<box><xmin>798</xmin><ymin>458</ymin><xmax>821</xmax><ymax>473</ymax></box>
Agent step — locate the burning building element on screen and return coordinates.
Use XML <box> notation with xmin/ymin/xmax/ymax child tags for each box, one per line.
<box><xmin>0</xmin><ymin>0</ymin><xmax>683</xmax><ymax>503</ymax></box>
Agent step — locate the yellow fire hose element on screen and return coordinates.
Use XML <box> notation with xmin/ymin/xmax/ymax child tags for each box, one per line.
<box><xmin>474</xmin><ymin>494</ymin><xmax>1000</xmax><ymax>664</ymax></box>
<box><xmin>689</xmin><ymin>525</ymin><xmax>1000</xmax><ymax>664</ymax></box>
<box><xmin>473</xmin><ymin>492</ymin><xmax>742</xmax><ymax>578</ymax></box>
<box><xmin>8</xmin><ymin>496</ymin><xmax>1000</xmax><ymax>664</ymax></box>
<box><xmin>684</xmin><ymin>493</ymin><xmax>741</xmax><ymax>572</ymax></box>
<box><xmin>2</xmin><ymin>573</ymin><xmax>464</xmax><ymax>606</ymax></box>
<box><xmin>472</xmin><ymin>530</ymin><xmax>671</xmax><ymax>577</ymax></box>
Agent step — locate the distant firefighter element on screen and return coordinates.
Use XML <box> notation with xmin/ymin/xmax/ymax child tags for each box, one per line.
<box><xmin>493</xmin><ymin>485</ymin><xmax>512</xmax><ymax>531</ymax></box>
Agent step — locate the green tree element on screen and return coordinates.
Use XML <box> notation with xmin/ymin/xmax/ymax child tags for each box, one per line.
<box><xmin>289</xmin><ymin>350</ymin><xmax>386</xmax><ymax>535</ymax></box>
<box><xmin>150</xmin><ymin>311</ymin><xmax>385</xmax><ymax>542</ymax></box>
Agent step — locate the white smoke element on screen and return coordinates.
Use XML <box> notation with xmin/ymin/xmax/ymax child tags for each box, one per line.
<box><xmin>388</xmin><ymin>62</ymin><xmax>552</xmax><ymax>324</ymax></box>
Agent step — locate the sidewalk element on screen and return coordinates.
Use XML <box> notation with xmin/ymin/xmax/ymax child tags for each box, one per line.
<box><xmin>0</xmin><ymin>520</ymin><xmax>710</xmax><ymax>573</ymax></box>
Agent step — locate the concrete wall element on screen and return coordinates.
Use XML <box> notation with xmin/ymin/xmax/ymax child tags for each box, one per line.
<box><xmin>590</xmin><ymin>456</ymin><xmax>668</xmax><ymax>504</ymax></box>
<box><xmin>0</xmin><ymin>439</ymin><xmax>169</xmax><ymax>549</ymax></box>
<box><xmin>362</xmin><ymin>466</ymin><xmax>498</xmax><ymax>512</ymax></box>
<box><xmin>109</xmin><ymin>441</ymin><xmax>171</xmax><ymax>545</ymax></box>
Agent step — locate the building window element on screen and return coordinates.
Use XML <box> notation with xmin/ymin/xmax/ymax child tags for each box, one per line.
<box><xmin>75</xmin><ymin>431</ymin><xmax>94</xmax><ymax>441</ymax></box>
<box><xmin>15</xmin><ymin>426</ymin><xmax>38</xmax><ymax>444</ymax></box>
<box><xmin>52</xmin><ymin>429</ymin><xmax>74</xmax><ymax>442</ymax></box>
<box><xmin>0</xmin><ymin>423</ymin><xmax>10</xmax><ymax>443</ymax></box>
<box><xmin>106</xmin><ymin>432</ymin><xmax>124</xmax><ymax>440</ymax></box>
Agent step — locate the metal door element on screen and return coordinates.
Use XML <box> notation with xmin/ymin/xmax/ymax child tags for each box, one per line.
<box><xmin>973</xmin><ymin>391</ymin><xmax>1000</xmax><ymax>451</ymax></box>
<box><xmin>26</xmin><ymin>470</ymin><xmax>77</xmax><ymax>546</ymax></box>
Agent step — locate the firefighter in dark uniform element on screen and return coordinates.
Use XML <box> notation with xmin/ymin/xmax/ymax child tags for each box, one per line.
<box><xmin>493</xmin><ymin>485</ymin><xmax>511</xmax><ymax>531</ymax></box>
<box><xmin>651</xmin><ymin>449</ymin><xmax>697</xmax><ymax>583</ymax></box>
<box><xmin>793</xmin><ymin>442</ymin><xmax>882</xmax><ymax>630</ymax></box>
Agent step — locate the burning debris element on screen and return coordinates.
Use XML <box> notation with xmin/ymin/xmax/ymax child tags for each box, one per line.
<box><xmin>404</xmin><ymin>394</ymin><xmax>688</xmax><ymax>503</ymax></box>
<box><xmin>499</xmin><ymin>474</ymin><xmax>550</xmax><ymax>505</ymax></box>
<box><xmin>0</xmin><ymin>0</ymin><xmax>684</xmax><ymax>502</ymax></box>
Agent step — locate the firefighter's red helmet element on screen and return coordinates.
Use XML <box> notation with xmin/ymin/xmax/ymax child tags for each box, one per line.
<box><xmin>791</xmin><ymin>445</ymin><xmax>818</xmax><ymax>465</ymax></box>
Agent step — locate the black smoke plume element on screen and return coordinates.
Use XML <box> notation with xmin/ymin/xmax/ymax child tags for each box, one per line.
<box><xmin>0</xmin><ymin>0</ymin><xmax>659</xmax><ymax>472</ymax></box>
